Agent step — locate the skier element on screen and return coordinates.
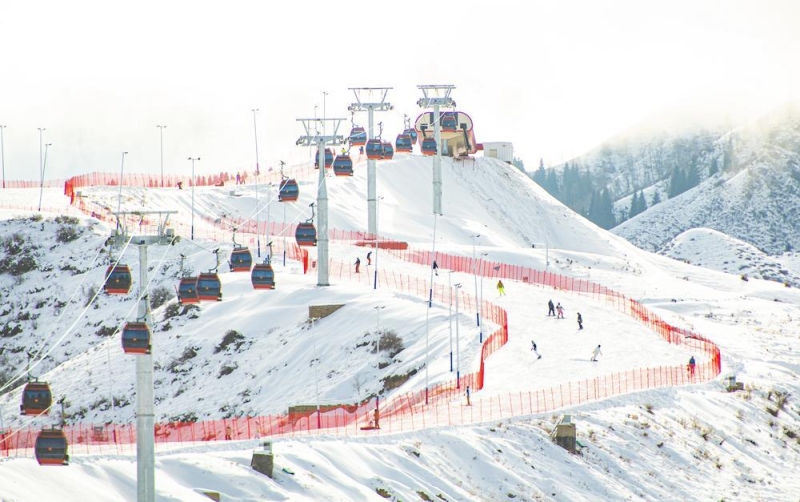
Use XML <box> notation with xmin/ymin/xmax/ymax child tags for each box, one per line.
<box><xmin>432</xmin><ymin>260</ymin><xmax>439</xmax><ymax>276</ymax></box>
<box><xmin>367</xmin><ymin>251</ymin><xmax>372</xmax><ymax>265</ymax></box>
<box><xmin>556</xmin><ymin>302</ymin><xmax>564</xmax><ymax>319</ymax></box>
<box><xmin>235</xmin><ymin>172</ymin><xmax>241</xmax><ymax>185</ymax></box>
<box><xmin>548</xmin><ymin>299</ymin><xmax>555</xmax><ymax>317</ymax></box>
<box><xmin>531</xmin><ymin>340</ymin><xmax>542</xmax><ymax>359</ymax></box>
<box><xmin>496</xmin><ymin>280</ymin><xmax>506</xmax><ymax>296</ymax></box>
<box><xmin>590</xmin><ymin>344</ymin><xmax>602</xmax><ymax>362</ymax></box>
<box><xmin>374</xmin><ymin>407</ymin><xmax>380</xmax><ymax>429</ymax></box>
<box><xmin>354</xmin><ymin>257</ymin><xmax>361</xmax><ymax>274</ymax></box>
<box><xmin>577</xmin><ymin>312</ymin><xmax>583</xmax><ymax>330</ymax></box>
<box><xmin>359</xmin><ymin>145</ymin><xmax>364</xmax><ymax>156</ymax></box>
<box><xmin>687</xmin><ymin>355</ymin><xmax>696</xmax><ymax>378</ymax></box>
<box><xmin>465</xmin><ymin>385</ymin><xmax>471</xmax><ymax>406</ymax></box>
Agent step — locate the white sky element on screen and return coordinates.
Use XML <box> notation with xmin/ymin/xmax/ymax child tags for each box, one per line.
<box><xmin>1</xmin><ymin>0</ymin><xmax>798</xmax><ymax>180</ymax></box>
<box><xmin>0</xmin><ymin>153</ymin><xmax>799</xmax><ymax>499</ymax></box>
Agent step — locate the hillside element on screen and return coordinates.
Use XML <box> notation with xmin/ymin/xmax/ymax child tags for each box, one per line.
<box><xmin>660</xmin><ymin>228</ymin><xmax>800</xmax><ymax>287</ymax></box>
<box><xmin>1</xmin><ymin>155</ymin><xmax>799</xmax><ymax>501</ymax></box>
<box><xmin>546</xmin><ymin>102</ymin><xmax>800</xmax><ymax>258</ymax></box>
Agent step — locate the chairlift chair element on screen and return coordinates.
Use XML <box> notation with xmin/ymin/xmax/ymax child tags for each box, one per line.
<box><xmin>35</xmin><ymin>428</ymin><xmax>69</xmax><ymax>466</ymax></box>
<box><xmin>314</xmin><ymin>148</ymin><xmax>334</xmax><ymax>169</ymax></box>
<box><xmin>333</xmin><ymin>154</ymin><xmax>354</xmax><ymax>176</ymax></box>
<box><xmin>381</xmin><ymin>141</ymin><xmax>394</xmax><ymax>160</ymax></box>
<box><xmin>177</xmin><ymin>277</ymin><xmax>199</xmax><ymax>304</ymax></box>
<box><xmin>395</xmin><ymin>134</ymin><xmax>412</xmax><ymax>153</ymax></box>
<box><xmin>251</xmin><ymin>263</ymin><xmax>276</xmax><ymax>289</ymax></box>
<box><xmin>121</xmin><ymin>321</ymin><xmax>151</xmax><ymax>355</ymax></box>
<box><xmin>103</xmin><ymin>265</ymin><xmax>132</xmax><ymax>294</ymax></box>
<box><xmin>365</xmin><ymin>139</ymin><xmax>383</xmax><ymax>160</ymax></box>
<box><xmin>278</xmin><ymin>178</ymin><xmax>299</xmax><ymax>202</ymax></box>
<box><xmin>196</xmin><ymin>272</ymin><xmax>223</xmax><ymax>301</ymax></box>
<box><xmin>20</xmin><ymin>381</ymin><xmax>53</xmax><ymax>416</ymax></box>
<box><xmin>349</xmin><ymin>126</ymin><xmax>367</xmax><ymax>147</ymax></box>
<box><xmin>421</xmin><ymin>137</ymin><xmax>437</xmax><ymax>156</ymax></box>
<box><xmin>229</xmin><ymin>247</ymin><xmax>253</xmax><ymax>272</ymax></box>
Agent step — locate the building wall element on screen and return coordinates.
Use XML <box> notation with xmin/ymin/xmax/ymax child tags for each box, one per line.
<box><xmin>482</xmin><ymin>142</ymin><xmax>514</xmax><ymax>163</ymax></box>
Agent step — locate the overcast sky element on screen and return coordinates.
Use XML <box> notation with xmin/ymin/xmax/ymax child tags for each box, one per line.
<box><xmin>1</xmin><ymin>0</ymin><xmax>798</xmax><ymax>181</ymax></box>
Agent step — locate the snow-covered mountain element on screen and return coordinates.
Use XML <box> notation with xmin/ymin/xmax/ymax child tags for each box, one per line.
<box><xmin>555</xmin><ymin>102</ymin><xmax>800</xmax><ymax>288</ymax></box>
<box><xmin>1</xmin><ymin>154</ymin><xmax>799</xmax><ymax>501</ymax></box>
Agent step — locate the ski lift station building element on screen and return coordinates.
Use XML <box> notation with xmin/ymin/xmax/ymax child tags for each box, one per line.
<box><xmin>481</xmin><ymin>142</ymin><xmax>514</xmax><ymax>164</ymax></box>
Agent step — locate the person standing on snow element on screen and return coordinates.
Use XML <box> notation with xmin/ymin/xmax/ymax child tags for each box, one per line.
<box><xmin>556</xmin><ymin>303</ymin><xmax>564</xmax><ymax>319</ymax></box>
<box><xmin>465</xmin><ymin>385</ymin><xmax>471</xmax><ymax>406</ymax></box>
<box><xmin>433</xmin><ymin>260</ymin><xmax>439</xmax><ymax>276</ymax></box>
<box><xmin>354</xmin><ymin>257</ymin><xmax>361</xmax><ymax>273</ymax></box>
<box><xmin>548</xmin><ymin>299</ymin><xmax>555</xmax><ymax>317</ymax></box>
<box><xmin>496</xmin><ymin>280</ymin><xmax>506</xmax><ymax>296</ymax></box>
<box><xmin>531</xmin><ymin>340</ymin><xmax>542</xmax><ymax>359</ymax></box>
<box><xmin>591</xmin><ymin>344</ymin><xmax>602</xmax><ymax>362</ymax></box>
<box><xmin>687</xmin><ymin>355</ymin><xmax>696</xmax><ymax>378</ymax></box>
<box><xmin>367</xmin><ymin>251</ymin><xmax>372</xmax><ymax>265</ymax></box>
<box><xmin>577</xmin><ymin>312</ymin><xmax>583</xmax><ymax>330</ymax></box>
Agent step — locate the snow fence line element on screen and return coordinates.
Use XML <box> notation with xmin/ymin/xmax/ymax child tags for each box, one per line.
<box><xmin>0</xmin><ymin>173</ymin><xmax>723</xmax><ymax>458</ymax></box>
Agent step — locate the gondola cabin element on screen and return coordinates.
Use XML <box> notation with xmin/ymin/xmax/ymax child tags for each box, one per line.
<box><xmin>104</xmin><ymin>265</ymin><xmax>132</xmax><ymax>294</ymax></box>
<box><xmin>35</xmin><ymin>428</ymin><xmax>69</xmax><ymax>466</ymax></box>
<box><xmin>121</xmin><ymin>322</ymin><xmax>151</xmax><ymax>355</ymax></box>
<box><xmin>365</xmin><ymin>139</ymin><xmax>383</xmax><ymax>160</ymax></box>
<box><xmin>403</xmin><ymin>128</ymin><xmax>418</xmax><ymax>145</ymax></box>
<box><xmin>333</xmin><ymin>154</ymin><xmax>353</xmax><ymax>176</ymax></box>
<box><xmin>196</xmin><ymin>273</ymin><xmax>222</xmax><ymax>301</ymax></box>
<box><xmin>382</xmin><ymin>141</ymin><xmax>394</xmax><ymax>160</ymax></box>
<box><xmin>20</xmin><ymin>381</ymin><xmax>52</xmax><ymax>416</ymax></box>
<box><xmin>279</xmin><ymin>178</ymin><xmax>299</xmax><ymax>202</ymax></box>
<box><xmin>314</xmin><ymin>148</ymin><xmax>334</xmax><ymax>169</ymax></box>
<box><xmin>229</xmin><ymin>247</ymin><xmax>253</xmax><ymax>272</ymax></box>
<box><xmin>295</xmin><ymin>223</ymin><xmax>317</xmax><ymax>247</ymax></box>
<box><xmin>177</xmin><ymin>277</ymin><xmax>199</xmax><ymax>304</ymax></box>
<box><xmin>251</xmin><ymin>263</ymin><xmax>276</xmax><ymax>289</ymax></box>
<box><xmin>395</xmin><ymin>134</ymin><xmax>412</xmax><ymax>153</ymax></box>
<box><xmin>349</xmin><ymin>126</ymin><xmax>367</xmax><ymax>146</ymax></box>
<box><xmin>421</xmin><ymin>137</ymin><xmax>437</xmax><ymax>156</ymax></box>
<box><xmin>440</xmin><ymin>111</ymin><xmax>458</xmax><ymax>131</ymax></box>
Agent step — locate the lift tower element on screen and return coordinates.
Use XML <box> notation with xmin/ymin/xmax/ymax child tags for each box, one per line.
<box><xmin>417</xmin><ymin>84</ymin><xmax>456</xmax><ymax>216</ymax></box>
<box><xmin>347</xmin><ymin>87</ymin><xmax>393</xmax><ymax>235</ymax></box>
<box><xmin>296</xmin><ymin>118</ymin><xmax>344</xmax><ymax>286</ymax></box>
<box><xmin>111</xmin><ymin>210</ymin><xmax>178</xmax><ymax>502</ymax></box>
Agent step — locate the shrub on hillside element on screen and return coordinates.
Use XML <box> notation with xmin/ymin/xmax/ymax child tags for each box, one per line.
<box><xmin>372</xmin><ymin>329</ymin><xmax>404</xmax><ymax>358</ymax></box>
<box><xmin>55</xmin><ymin>223</ymin><xmax>81</xmax><ymax>243</ymax></box>
<box><xmin>149</xmin><ymin>286</ymin><xmax>173</xmax><ymax>310</ymax></box>
<box><xmin>214</xmin><ymin>330</ymin><xmax>246</xmax><ymax>353</ymax></box>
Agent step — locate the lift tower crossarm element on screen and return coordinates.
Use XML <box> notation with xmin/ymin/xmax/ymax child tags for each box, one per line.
<box><xmin>296</xmin><ymin>118</ymin><xmax>344</xmax><ymax>287</ymax></box>
<box><xmin>348</xmin><ymin>86</ymin><xmax>393</xmax><ymax>236</ymax></box>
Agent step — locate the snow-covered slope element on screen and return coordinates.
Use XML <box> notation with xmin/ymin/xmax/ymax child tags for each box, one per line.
<box><xmin>1</xmin><ymin>153</ymin><xmax>799</xmax><ymax>501</ymax></box>
<box><xmin>660</xmin><ymin>227</ymin><xmax>800</xmax><ymax>287</ymax></box>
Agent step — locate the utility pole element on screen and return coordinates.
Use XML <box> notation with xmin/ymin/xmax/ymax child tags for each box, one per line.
<box><xmin>296</xmin><ymin>117</ymin><xmax>344</xmax><ymax>287</ymax></box>
<box><xmin>38</xmin><ymin>142</ymin><xmax>52</xmax><ymax>212</ymax></box>
<box><xmin>347</xmin><ymin>87</ymin><xmax>393</xmax><ymax>235</ymax></box>
<box><xmin>37</xmin><ymin>127</ymin><xmax>45</xmax><ymax>211</ymax></box>
<box><xmin>156</xmin><ymin>125</ymin><xmax>166</xmax><ymax>187</ymax></box>
<box><xmin>416</xmin><ymin>84</ymin><xmax>456</xmax><ymax>215</ymax></box>
<box><xmin>112</xmin><ymin>210</ymin><xmax>178</xmax><ymax>502</ymax></box>
<box><xmin>1</xmin><ymin>125</ymin><xmax>6</xmax><ymax>189</ymax></box>
<box><xmin>252</xmin><ymin>109</ymin><xmax>261</xmax><ymax>257</ymax></box>
<box><xmin>188</xmin><ymin>157</ymin><xmax>200</xmax><ymax>240</ymax></box>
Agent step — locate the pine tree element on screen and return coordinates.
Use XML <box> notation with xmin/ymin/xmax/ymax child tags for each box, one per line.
<box><xmin>532</xmin><ymin>158</ymin><xmax>546</xmax><ymax>186</ymax></box>
<box><xmin>651</xmin><ymin>191</ymin><xmax>661</xmax><ymax>206</ymax></box>
<box><xmin>709</xmin><ymin>157</ymin><xmax>719</xmax><ymax>176</ymax></box>
<box><xmin>668</xmin><ymin>168</ymin><xmax>686</xmax><ymax>198</ymax></box>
